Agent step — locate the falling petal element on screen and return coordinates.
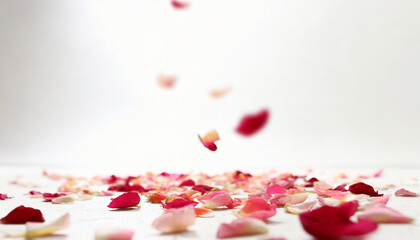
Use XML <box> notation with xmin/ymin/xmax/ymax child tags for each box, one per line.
<box><xmin>210</xmin><ymin>86</ymin><xmax>232</xmax><ymax>98</ymax></box>
<box><xmin>236</xmin><ymin>109</ymin><xmax>269</xmax><ymax>136</ymax></box>
<box><xmin>157</xmin><ymin>74</ymin><xmax>176</xmax><ymax>88</ymax></box>
<box><xmin>171</xmin><ymin>0</ymin><xmax>189</xmax><ymax>9</ymax></box>
<box><xmin>198</xmin><ymin>130</ymin><xmax>220</xmax><ymax>151</ymax></box>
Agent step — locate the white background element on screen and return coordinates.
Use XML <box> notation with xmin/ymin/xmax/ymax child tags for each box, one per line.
<box><xmin>1</xmin><ymin>0</ymin><xmax>420</xmax><ymax>170</ymax></box>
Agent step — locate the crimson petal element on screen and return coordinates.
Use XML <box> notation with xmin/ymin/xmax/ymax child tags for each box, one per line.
<box><xmin>1</xmin><ymin>205</ymin><xmax>45</xmax><ymax>224</ymax></box>
<box><xmin>236</xmin><ymin>109</ymin><xmax>269</xmax><ymax>136</ymax></box>
<box><xmin>108</xmin><ymin>192</ymin><xmax>140</xmax><ymax>208</ymax></box>
<box><xmin>349</xmin><ymin>182</ymin><xmax>383</xmax><ymax>197</ymax></box>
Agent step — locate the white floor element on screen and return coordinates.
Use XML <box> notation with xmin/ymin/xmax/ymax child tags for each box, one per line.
<box><xmin>0</xmin><ymin>166</ymin><xmax>419</xmax><ymax>240</ymax></box>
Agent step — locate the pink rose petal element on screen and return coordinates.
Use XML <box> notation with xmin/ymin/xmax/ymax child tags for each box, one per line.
<box><xmin>217</xmin><ymin>217</ymin><xmax>268</xmax><ymax>239</ymax></box>
<box><xmin>357</xmin><ymin>204</ymin><xmax>414</xmax><ymax>223</ymax></box>
<box><xmin>171</xmin><ymin>0</ymin><xmax>189</xmax><ymax>9</ymax></box>
<box><xmin>236</xmin><ymin>109</ymin><xmax>269</xmax><ymax>136</ymax></box>
<box><xmin>201</xmin><ymin>191</ymin><xmax>234</xmax><ymax>209</ymax></box>
<box><xmin>162</xmin><ymin>198</ymin><xmax>198</xmax><ymax>209</ymax></box>
<box><xmin>236</xmin><ymin>198</ymin><xmax>276</xmax><ymax>220</ymax></box>
<box><xmin>314</xmin><ymin>186</ymin><xmax>348</xmax><ymax>200</ymax></box>
<box><xmin>395</xmin><ymin>188</ymin><xmax>418</xmax><ymax>197</ymax></box>
<box><xmin>108</xmin><ymin>192</ymin><xmax>140</xmax><ymax>209</ymax></box>
<box><xmin>157</xmin><ymin>74</ymin><xmax>176</xmax><ymax>88</ymax></box>
<box><xmin>152</xmin><ymin>206</ymin><xmax>196</xmax><ymax>233</ymax></box>
<box><xmin>266</xmin><ymin>184</ymin><xmax>287</xmax><ymax>195</ymax></box>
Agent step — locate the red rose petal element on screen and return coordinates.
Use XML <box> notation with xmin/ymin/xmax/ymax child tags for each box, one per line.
<box><xmin>162</xmin><ymin>198</ymin><xmax>198</xmax><ymax>209</ymax></box>
<box><xmin>198</xmin><ymin>130</ymin><xmax>220</xmax><ymax>151</ymax></box>
<box><xmin>192</xmin><ymin>184</ymin><xmax>214</xmax><ymax>194</ymax></box>
<box><xmin>179</xmin><ymin>179</ymin><xmax>195</xmax><ymax>187</ymax></box>
<box><xmin>42</xmin><ymin>193</ymin><xmax>67</xmax><ymax>201</ymax></box>
<box><xmin>349</xmin><ymin>182</ymin><xmax>383</xmax><ymax>197</ymax></box>
<box><xmin>107</xmin><ymin>192</ymin><xmax>141</xmax><ymax>209</ymax></box>
<box><xmin>108</xmin><ymin>184</ymin><xmax>147</xmax><ymax>193</ymax></box>
<box><xmin>1</xmin><ymin>205</ymin><xmax>45</xmax><ymax>224</ymax></box>
<box><xmin>236</xmin><ymin>109</ymin><xmax>269</xmax><ymax>136</ymax></box>
<box><xmin>171</xmin><ymin>0</ymin><xmax>189</xmax><ymax>9</ymax></box>
<box><xmin>299</xmin><ymin>201</ymin><xmax>378</xmax><ymax>239</ymax></box>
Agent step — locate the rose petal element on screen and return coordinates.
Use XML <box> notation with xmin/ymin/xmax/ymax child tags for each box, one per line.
<box><xmin>372</xmin><ymin>195</ymin><xmax>391</xmax><ymax>204</ymax></box>
<box><xmin>1</xmin><ymin>206</ymin><xmax>45</xmax><ymax>224</ymax></box>
<box><xmin>395</xmin><ymin>188</ymin><xmax>418</xmax><ymax>197</ymax></box>
<box><xmin>266</xmin><ymin>184</ymin><xmax>287</xmax><ymax>195</ymax></box>
<box><xmin>108</xmin><ymin>184</ymin><xmax>147</xmax><ymax>193</ymax></box>
<box><xmin>285</xmin><ymin>201</ymin><xmax>318</xmax><ymax>215</ymax></box>
<box><xmin>194</xmin><ymin>208</ymin><xmax>213</xmax><ymax>216</ymax></box>
<box><xmin>171</xmin><ymin>0</ymin><xmax>189</xmax><ymax>9</ymax></box>
<box><xmin>149</xmin><ymin>192</ymin><xmax>168</xmax><ymax>203</ymax></box>
<box><xmin>192</xmin><ymin>184</ymin><xmax>214</xmax><ymax>194</ymax></box>
<box><xmin>162</xmin><ymin>198</ymin><xmax>198</xmax><ymax>209</ymax></box>
<box><xmin>357</xmin><ymin>205</ymin><xmax>414</xmax><ymax>223</ymax></box>
<box><xmin>216</xmin><ymin>217</ymin><xmax>268</xmax><ymax>239</ymax></box>
<box><xmin>157</xmin><ymin>74</ymin><xmax>176</xmax><ymax>88</ymax></box>
<box><xmin>314</xmin><ymin>186</ymin><xmax>348</xmax><ymax>200</ymax></box>
<box><xmin>235</xmin><ymin>109</ymin><xmax>269</xmax><ymax>136</ymax></box>
<box><xmin>95</xmin><ymin>227</ymin><xmax>135</xmax><ymax>240</ymax></box>
<box><xmin>198</xmin><ymin>130</ymin><xmax>220</xmax><ymax>151</ymax></box>
<box><xmin>349</xmin><ymin>182</ymin><xmax>383</xmax><ymax>197</ymax></box>
<box><xmin>210</xmin><ymin>86</ymin><xmax>232</xmax><ymax>98</ymax></box>
<box><xmin>152</xmin><ymin>206</ymin><xmax>196</xmax><ymax>233</ymax></box>
<box><xmin>270</xmin><ymin>193</ymin><xmax>308</xmax><ymax>206</ymax></box>
<box><xmin>52</xmin><ymin>194</ymin><xmax>77</xmax><ymax>204</ymax></box>
<box><xmin>201</xmin><ymin>191</ymin><xmax>234</xmax><ymax>209</ymax></box>
<box><xmin>42</xmin><ymin>192</ymin><xmax>67</xmax><ymax>201</ymax></box>
<box><xmin>236</xmin><ymin>198</ymin><xmax>276</xmax><ymax>220</ymax></box>
<box><xmin>108</xmin><ymin>192</ymin><xmax>141</xmax><ymax>209</ymax></box>
<box><xmin>179</xmin><ymin>179</ymin><xmax>195</xmax><ymax>187</ymax></box>
<box><xmin>0</xmin><ymin>193</ymin><xmax>9</xmax><ymax>200</ymax></box>
<box><xmin>299</xmin><ymin>201</ymin><xmax>378</xmax><ymax>239</ymax></box>
<box><xmin>9</xmin><ymin>212</ymin><xmax>70</xmax><ymax>238</ymax></box>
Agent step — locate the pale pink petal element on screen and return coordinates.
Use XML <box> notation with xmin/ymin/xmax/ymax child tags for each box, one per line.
<box><xmin>202</xmin><ymin>191</ymin><xmax>233</xmax><ymax>209</ymax></box>
<box><xmin>317</xmin><ymin>197</ymin><xmax>342</xmax><ymax>207</ymax></box>
<box><xmin>373</xmin><ymin>169</ymin><xmax>383</xmax><ymax>178</ymax></box>
<box><xmin>285</xmin><ymin>201</ymin><xmax>318</xmax><ymax>215</ymax></box>
<box><xmin>95</xmin><ymin>227</ymin><xmax>135</xmax><ymax>240</ymax></box>
<box><xmin>313</xmin><ymin>181</ymin><xmax>332</xmax><ymax>190</ymax></box>
<box><xmin>157</xmin><ymin>74</ymin><xmax>176</xmax><ymax>88</ymax></box>
<box><xmin>216</xmin><ymin>218</ymin><xmax>268</xmax><ymax>238</ymax></box>
<box><xmin>270</xmin><ymin>193</ymin><xmax>308</xmax><ymax>206</ymax></box>
<box><xmin>314</xmin><ymin>186</ymin><xmax>348</xmax><ymax>200</ymax></box>
<box><xmin>357</xmin><ymin>205</ymin><xmax>414</xmax><ymax>223</ymax></box>
<box><xmin>395</xmin><ymin>188</ymin><xmax>419</xmax><ymax>197</ymax></box>
<box><xmin>372</xmin><ymin>195</ymin><xmax>391</xmax><ymax>204</ymax></box>
<box><xmin>152</xmin><ymin>206</ymin><xmax>195</xmax><ymax>233</ymax></box>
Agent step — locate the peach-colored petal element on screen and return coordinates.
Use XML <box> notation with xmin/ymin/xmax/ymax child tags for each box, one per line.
<box><xmin>285</xmin><ymin>201</ymin><xmax>318</xmax><ymax>215</ymax></box>
<box><xmin>210</xmin><ymin>86</ymin><xmax>232</xmax><ymax>98</ymax></box>
<box><xmin>152</xmin><ymin>206</ymin><xmax>195</xmax><ymax>233</ymax></box>
<box><xmin>270</xmin><ymin>193</ymin><xmax>308</xmax><ymax>206</ymax></box>
<box><xmin>202</xmin><ymin>191</ymin><xmax>233</xmax><ymax>209</ymax></box>
<box><xmin>95</xmin><ymin>227</ymin><xmax>135</xmax><ymax>240</ymax></box>
<box><xmin>235</xmin><ymin>198</ymin><xmax>276</xmax><ymax>220</ymax></box>
<box><xmin>157</xmin><ymin>74</ymin><xmax>176</xmax><ymax>88</ymax></box>
<box><xmin>198</xmin><ymin>130</ymin><xmax>220</xmax><ymax>151</ymax></box>
<box><xmin>317</xmin><ymin>197</ymin><xmax>342</xmax><ymax>207</ymax></box>
<box><xmin>194</xmin><ymin>208</ymin><xmax>213</xmax><ymax>217</ymax></box>
<box><xmin>313</xmin><ymin>181</ymin><xmax>332</xmax><ymax>190</ymax></box>
<box><xmin>9</xmin><ymin>213</ymin><xmax>70</xmax><ymax>238</ymax></box>
<box><xmin>395</xmin><ymin>188</ymin><xmax>418</xmax><ymax>197</ymax></box>
<box><xmin>52</xmin><ymin>194</ymin><xmax>77</xmax><ymax>204</ymax></box>
<box><xmin>357</xmin><ymin>205</ymin><xmax>414</xmax><ymax>223</ymax></box>
<box><xmin>216</xmin><ymin>218</ymin><xmax>268</xmax><ymax>239</ymax></box>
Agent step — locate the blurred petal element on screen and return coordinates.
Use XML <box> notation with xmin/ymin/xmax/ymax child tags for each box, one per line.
<box><xmin>152</xmin><ymin>206</ymin><xmax>196</xmax><ymax>233</ymax></box>
<box><xmin>266</xmin><ymin>184</ymin><xmax>286</xmax><ymax>194</ymax></box>
<box><xmin>210</xmin><ymin>86</ymin><xmax>232</xmax><ymax>98</ymax></box>
<box><xmin>349</xmin><ymin>182</ymin><xmax>383</xmax><ymax>197</ymax></box>
<box><xmin>171</xmin><ymin>0</ymin><xmax>189</xmax><ymax>9</ymax></box>
<box><xmin>357</xmin><ymin>205</ymin><xmax>414</xmax><ymax>223</ymax></box>
<box><xmin>95</xmin><ymin>227</ymin><xmax>135</xmax><ymax>240</ymax></box>
<box><xmin>194</xmin><ymin>208</ymin><xmax>213</xmax><ymax>216</ymax></box>
<box><xmin>202</xmin><ymin>191</ymin><xmax>233</xmax><ymax>209</ymax></box>
<box><xmin>157</xmin><ymin>74</ymin><xmax>176</xmax><ymax>88</ymax></box>
<box><xmin>236</xmin><ymin>198</ymin><xmax>276</xmax><ymax>220</ymax></box>
<box><xmin>236</xmin><ymin>109</ymin><xmax>269</xmax><ymax>136</ymax></box>
<box><xmin>285</xmin><ymin>201</ymin><xmax>318</xmax><ymax>215</ymax></box>
<box><xmin>52</xmin><ymin>194</ymin><xmax>77</xmax><ymax>204</ymax></box>
<box><xmin>299</xmin><ymin>201</ymin><xmax>377</xmax><ymax>239</ymax></box>
<box><xmin>12</xmin><ymin>213</ymin><xmax>70</xmax><ymax>238</ymax></box>
<box><xmin>270</xmin><ymin>193</ymin><xmax>308</xmax><ymax>206</ymax></box>
<box><xmin>162</xmin><ymin>198</ymin><xmax>198</xmax><ymax>209</ymax></box>
<box><xmin>395</xmin><ymin>188</ymin><xmax>418</xmax><ymax>197</ymax></box>
<box><xmin>217</xmin><ymin>218</ymin><xmax>268</xmax><ymax>238</ymax></box>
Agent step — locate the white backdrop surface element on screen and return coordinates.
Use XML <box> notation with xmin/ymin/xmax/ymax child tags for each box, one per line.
<box><xmin>1</xmin><ymin>0</ymin><xmax>420</xmax><ymax>170</ymax></box>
